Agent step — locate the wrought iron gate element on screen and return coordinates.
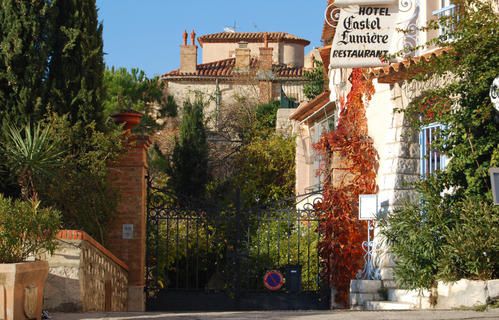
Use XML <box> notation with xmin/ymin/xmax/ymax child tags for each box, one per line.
<box><xmin>145</xmin><ymin>183</ymin><xmax>328</xmax><ymax>311</ymax></box>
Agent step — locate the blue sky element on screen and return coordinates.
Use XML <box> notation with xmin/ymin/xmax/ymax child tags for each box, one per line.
<box><xmin>96</xmin><ymin>0</ymin><xmax>326</xmax><ymax>77</ymax></box>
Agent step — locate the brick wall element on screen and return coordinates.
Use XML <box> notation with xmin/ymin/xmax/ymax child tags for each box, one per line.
<box><xmin>107</xmin><ymin>134</ymin><xmax>150</xmax><ymax>311</ymax></box>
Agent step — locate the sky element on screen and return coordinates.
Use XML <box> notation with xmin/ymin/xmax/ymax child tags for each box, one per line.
<box><xmin>96</xmin><ymin>0</ymin><xmax>326</xmax><ymax>77</ymax></box>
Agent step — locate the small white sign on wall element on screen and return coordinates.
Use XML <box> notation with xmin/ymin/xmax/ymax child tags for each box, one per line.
<box><xmin>122</xmin><ymin>224</ymin><xmax>134</xmax><ymax>240</ymax></box>
<box><xmin>359</xmin><ymin>194</ymin><xmax>379</xmax><ymax>220</ymax></box>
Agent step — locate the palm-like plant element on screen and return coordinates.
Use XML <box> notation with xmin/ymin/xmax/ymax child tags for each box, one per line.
<box><xmin>1</xmin><ymin>122</ymin><xmax>64</xmax><ymax>201</ymax></box>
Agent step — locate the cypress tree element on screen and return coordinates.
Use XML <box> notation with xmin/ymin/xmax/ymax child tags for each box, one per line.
<box><xmin>169</xmin><ymin>99</ymin><xmax>209</xmax><ymax>201</ymax></box>
<box><xmin>46</xmin><ymin>0</ymin><xmax>105</xmax><ymax>126</ymax></box>
<box><xmin>0</xmin><ymin>0</ymin><xmax>53</xmax><ymax>125</ymax></box>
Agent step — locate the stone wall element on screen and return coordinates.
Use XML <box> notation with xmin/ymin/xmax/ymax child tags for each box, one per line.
<box><xmin>165</xmin><ymin>81</ymin><xmax>260</xmax><ymax>129</ymax></box>
<box><xmin>367</xmin><ymin>74</ymin><xmax>457</xmax><ymax>285</ymax></box>
<box><xmin>351</xmin><ymin>278</ymin><xmax>499</xmax><ymax>310</ymax></box>
<box><xmin>43</xmin><ymin>230</ymin><xmax>128</xmax><ymax>312</ymax></box>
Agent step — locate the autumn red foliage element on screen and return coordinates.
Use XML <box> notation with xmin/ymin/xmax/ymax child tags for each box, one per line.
<box><xmin>314</xmin><ymin>68</ymin><xmax>379</xmax><ymax>306</ymax></box>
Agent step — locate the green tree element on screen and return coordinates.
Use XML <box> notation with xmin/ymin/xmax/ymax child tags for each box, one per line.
<box><xmin>303</xmin><ymin>60</ymin><xmax>324</xmax><ymax>100</ymax></box>
<box><xmin>0</xmin><ymin>0</ymin><xmax>53</xmax><ymax>124</ymax></box>
<box><xmin>169</xmin><ymin>99</ymin><xmax>208</xmax><ymax>201</ymax></box>
<box><xmin>37</xmin><ymin>114</ymin><xmax>123</xmax><ymax>244</ymax></box>
<box><xmin>103</xmin><ymin>67</ymin><xmax>176</xmax><ymax>132</ymax></box>
<box><xmin>207</xmin><ymin>100</ymin><xmax>295</xmax><ymax>208</ymax></box>
<box><xmin>233</xmin><ymin>134</ymin><xmax>295</xmax><ymax>207</ymax></box>
<box><xmin>402</xmin><ymin>0</ymin><xmax>499</xmax><ymax>197</ymax></box>
<box><xmin>45</xmin><ymin>0</ymin><xmax>105</xmax><ymax>126</ymax></box>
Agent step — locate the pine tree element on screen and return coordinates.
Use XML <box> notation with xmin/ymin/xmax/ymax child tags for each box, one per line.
<box><xmin>169</xmin><ymin>99</ymin><xmax>209</xmax><ymax>201</ymax></box>
<box><xmin>0</xmin><ymin>0</ymin><xmax>53</xmax><ymax>125</ymax></box>
<box><xmin>46</xmin><ymin>0</ymin><xmax>105</xmax><ymax>126</ymax></box>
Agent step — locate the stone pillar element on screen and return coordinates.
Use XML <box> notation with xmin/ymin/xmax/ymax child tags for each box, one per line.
<box><xmin>107</xmin><ymin>135</ymin><xmax>151</xmax><ymax>311</ymax></box>
<box><xmin>373</xmin><ymin>82</ymin><xmax>420</xmax><ymax>289</ymax></box>
<box><xmin>259</xmin><ymin>81</ymin><xmax>274</xmax><ymax>104</ymax></box>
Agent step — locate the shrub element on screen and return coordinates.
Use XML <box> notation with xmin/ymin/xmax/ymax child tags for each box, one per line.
<box><xmin>303</xmin><ymin>60</ymin><xmax>324</xmax><ymax>100</ymax></box>
<box><xmin>0</xmin><ymin>195</ymin><xmax>61</xmax><ymax>263</ymax></box>
<box><xmin>380</xmin><ymin>189</ymin><xmax>498</xmax><ymax>290</ymax></box>
<box><xmin>37</xmin><ymin>114</ymin><xmax>123</xmax><ymax>244</ymax></box>
<box><xmin>437</xmin><ymin>198</ymin><xmax>499</xmax><ymax>281</ymax></box>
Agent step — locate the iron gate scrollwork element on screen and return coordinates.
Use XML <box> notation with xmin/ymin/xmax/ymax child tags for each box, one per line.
<box><xmin>146</xmin><ymin>180</ymin><xmax>328</xmax><ymax>311</ymax></box>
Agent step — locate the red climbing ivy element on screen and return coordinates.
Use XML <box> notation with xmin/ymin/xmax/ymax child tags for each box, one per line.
<box><xmin>314</xmin><ymin>68</ymin><xmax>379</xmax><ymax>306</ymax></box>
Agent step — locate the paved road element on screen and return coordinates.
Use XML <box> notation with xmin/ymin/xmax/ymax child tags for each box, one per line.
<box><xmin>51</xmin><ymin>309</ymin><xmax>499</xmax><ymax>320</ymax></box>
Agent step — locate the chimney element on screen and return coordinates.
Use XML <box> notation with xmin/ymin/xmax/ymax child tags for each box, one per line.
<box><xmin>235</xmin><ymin>42</ymin><xmax>251</xmax><ymax>71</ymax></box>
<box><xmin>258</xmin><ymin>33</ymin><xmax>275</xmax><ymax>103</ymax></box>
<box><xmin>258</xmin><ymin>33</ymin><xmax>273</xmax><ymax>71</ymax></box>
<box><xmin>180</xmin><ymin>29</ymin><xmax>197</xmax><ymax>73</ymax></box>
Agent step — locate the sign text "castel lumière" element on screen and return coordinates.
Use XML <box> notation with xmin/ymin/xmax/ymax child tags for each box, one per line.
<box><xmin>330</xmin><ymin>3</ymin><xmax>398</xmax><ymax>68</ymax></box>
<box><xmin>334</xmin><ymin>7</ymin><xmax>391</xmax><ymax>59</ymax></box>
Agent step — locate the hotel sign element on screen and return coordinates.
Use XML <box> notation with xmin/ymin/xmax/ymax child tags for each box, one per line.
<box><xmin>326</xmin><ymin>0</ymin><xmax>419</xmax><ymax>68</ymax></box>
<box><xmin>330</xmin><ymin>3</ymin><xmax>399</xmax><ymax>68</ymax></box>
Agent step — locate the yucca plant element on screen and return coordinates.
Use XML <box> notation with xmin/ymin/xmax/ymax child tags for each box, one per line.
<box><xmin>1</xmin><ymin>122</ymin><xmax>64</xmax><ymax>201</ymax></box>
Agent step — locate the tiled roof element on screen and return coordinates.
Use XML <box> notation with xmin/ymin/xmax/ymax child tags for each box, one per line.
<box><xmin>162</xmin><ymin>57</ymin><xmax>305</xmax><ymax>80</ymax></box>
<box><xmin>319</xmin><ymin>45</ymin><xmax>332</xmax><ymax>76</ymax></box>
<box><xmin>198</xmin><ymin>32</ymin><xmax>310</xmax><ymax>47</ymax></box>
<box><xmin>366</xmin><ymin>48</ymin><xmax>451</xmax><ymax>84</ymax></box>
<box><xmin>289</xmin><ymin>91</ymin><xmax>331</xmax><ymax>121</ymax></box>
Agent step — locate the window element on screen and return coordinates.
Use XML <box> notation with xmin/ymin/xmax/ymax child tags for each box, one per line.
<box><xmin>432</xmin><ymin>1</ymin><xmax>458</xmax><ymax>39</ymax></box>
<box><xmin>306</xmin><ymin>114</ymin><xmax>336</xmax><ymax>192</ymax></box>
<box><xmin>419</xmin><ymin>123</ymin><xmax>448</xmax><ymax>177</ymax></box>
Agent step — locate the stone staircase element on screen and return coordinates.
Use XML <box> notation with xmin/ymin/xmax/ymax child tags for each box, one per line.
<box><xmin>350</xmin><ymin>280</ymin><xmax>429</xmax><ymax>310</ymax></box>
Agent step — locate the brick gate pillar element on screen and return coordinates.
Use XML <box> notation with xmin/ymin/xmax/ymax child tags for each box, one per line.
<box><xmin>107</xmin><ymin>134</ymin><xmax>151</xmax><ymax>311</ymax></box>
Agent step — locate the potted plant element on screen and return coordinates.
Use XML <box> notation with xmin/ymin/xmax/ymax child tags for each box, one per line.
<box><xmin>104</xmin><ymin>67</ymin><xmax>170</xmax><ymax>132</ymax></box>
<box><xmin>0</xmin><ymin>122</ymin><xmax>63</xmax><ymax>320</ymax></box>
<box><xmin>111</xmin><ymin>109</ymin><xmax>144</xmax><ymax>131</ymax></box>
<box><xmin>0</xmin><ymin>196</ymin><xmax>60</xmax><ymax>320</ymax></box>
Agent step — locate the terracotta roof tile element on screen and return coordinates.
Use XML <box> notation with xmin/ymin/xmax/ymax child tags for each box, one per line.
<box><xmin>198</xmin><ymin>32</ymin><xmax>310</xmax><ymax>47</ymax></box>
<box><xmin>162</xmin><ymin>58</ymin><xmax>305</xmax><ymax>80</ymax></box>
<box><xmin>365</xmin><ymin>48</ymin><xmax>451</xmax><ymax>83</ymax></box>
<box><xmin>289</xmin><ymin>91</ymin><xmax>331</xmax><ymax>121</ymax></box>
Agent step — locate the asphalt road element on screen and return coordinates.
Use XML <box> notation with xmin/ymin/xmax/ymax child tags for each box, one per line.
<box><xmin>51</xmin><ymin>309</ymin><xmax>499</xmax><ymax>320</ymax></box>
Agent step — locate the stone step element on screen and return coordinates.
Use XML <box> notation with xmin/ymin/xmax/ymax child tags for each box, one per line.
<box><xmin>388</xmin><ymin>289</ymin><xmax>428</xmax><ymax>302</ymax></box>
<box><xmin>364</xmin><ymin>301</ymin><xmax>416</xmax><ymax>310</ymax></box>
<box><xmin>387</xmin><ymin>289</ymin><xmax>432</xmax><ymax>308</ymax></box>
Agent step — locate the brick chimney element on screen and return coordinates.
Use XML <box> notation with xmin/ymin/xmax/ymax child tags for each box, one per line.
<box><xmin>180</xmin><ymin>30</ymin><xmax>197</xmax><ymax>73</ymax></box>
<box><xmin>258</xmin><ymin>33</ymin><xmax>273</xmax><ymax>71</ymax></box>
<box><xmin>258</xmin><ymin>33</ymin><xmax>275</xmax><ymax>103</ymax></box>
<box><xmin>235</xmin><ymin>41</ymin><xmax>251</xmax><ymax>71</ymax></box>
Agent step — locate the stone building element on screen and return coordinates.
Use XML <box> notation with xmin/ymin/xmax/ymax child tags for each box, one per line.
<box><xmin>161</xmin><ymin>31</ymin><xmax>314</xmax><ymax>129</ymax></box>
